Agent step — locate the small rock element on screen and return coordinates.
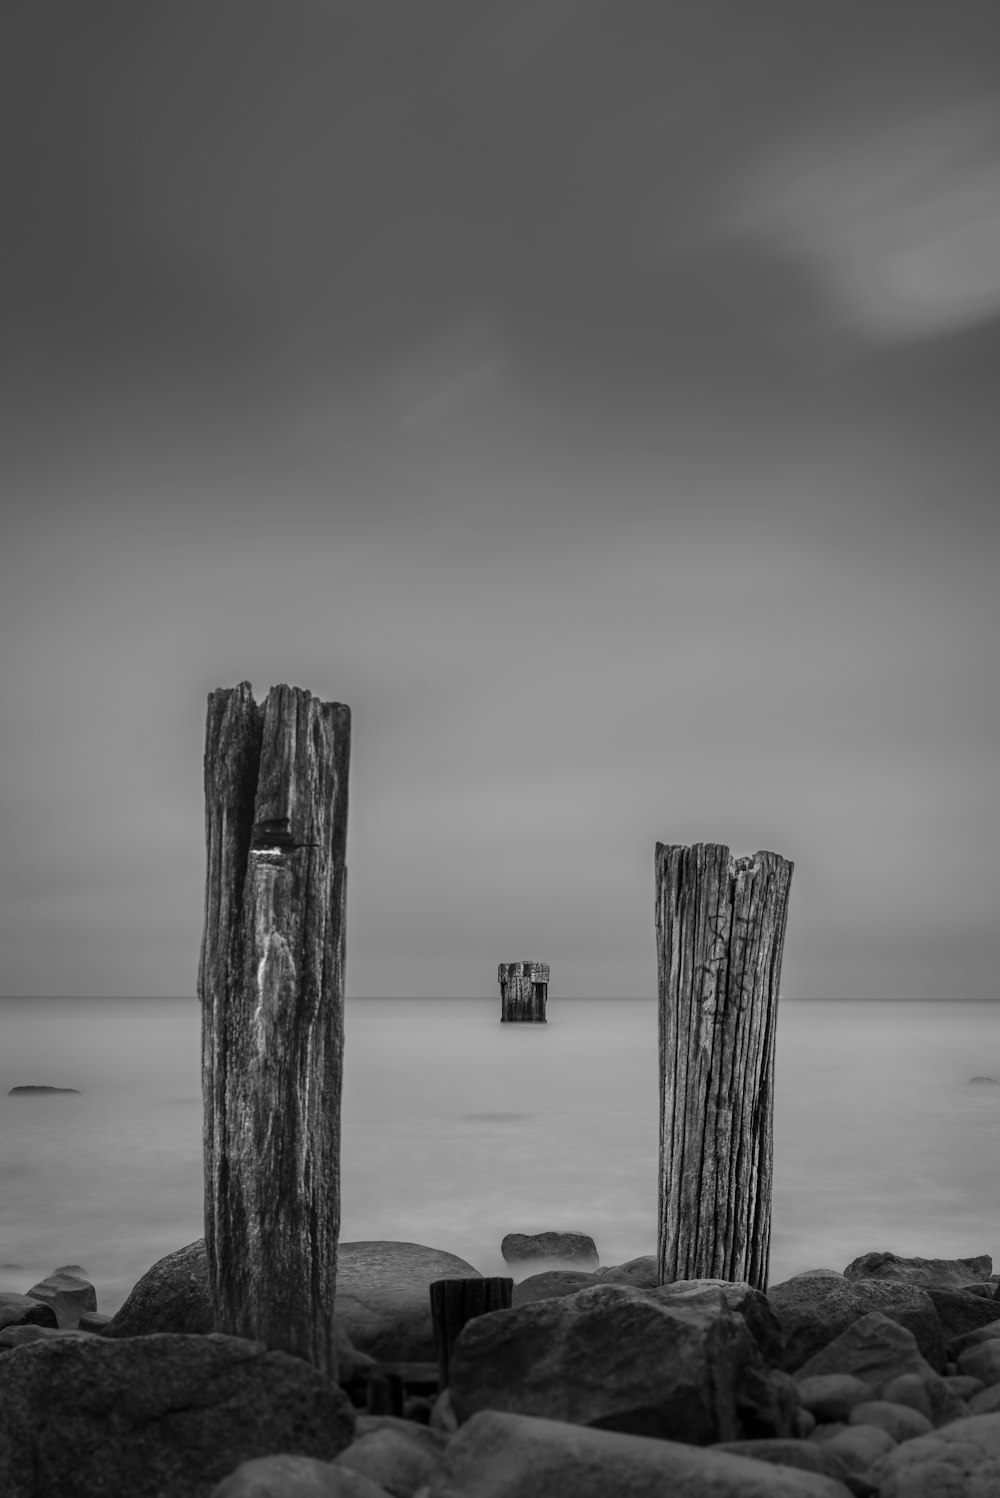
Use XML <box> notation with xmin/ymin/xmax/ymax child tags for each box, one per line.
<box><xmin>500</xmin><ymin>1232</ymin><xmax>599</xmax><ymax>1271</ymax></box>
<box><xmin>77</xmin><ymin>1312</ymin><xmax>112</xmax><ymax>1333</ymax></box>
<box><xmin>945</xmin><ymin>1374</ymin><xmax>985</xmax><ymax>1400</ymax></box>
<box><xmin>947</xmin><ymin>1321</ymin><xmax>1000</xmax><ymax>1362</ymax></box>
<box><xmin>592</xmin><ymin>1255</ymin><xmax>659</xmax><ymax>1289</ymax></box>
<box><xmin>818</xmin><ymin>1423</ymin><xmax>897</xmax><ymax>1470</ymax></box>
<box><xmin>969</xmin><ymin>1384</ymin><xmax>1000</xmax><ymax>1415</ymax></box>
<box><xmin>957</xmin><ymin>1338</ymin><xmax>1000</xmax><ymax>1387</ymax></box>
<box><xmin>870</xmin><ymin>1411</ymin><xmax>1000</xmax><ymax>1497</ymax></box>
<box><xmin>27</xmin><ymin>1271</ymin><xmax>97</xmax><ymax>1328</ymax></box>
<box><xmin>849</xmin><ymin>1400</ymin><xmax>933</xmax><ymax>1442</ymax></box>
<box><xmin>333</xmin><ymin>1420</ymin><xmax>447</xmax><ymax>1496</ymax></box>
<box><xmin>796</xmin><ymin>1374</ymin><xmax>875</xmax><ymax>1423</ymax></box>
<box><xmin>0</xmin><ymin>1294</ymin><xmax>57</xmax><ymax>1332</ymax></box>
<box><xmin>511</xmin><ymin>1270</ymin><xmax>597</xmax><ymax>1307</ymax></box>
<box><xmin>970</xmin><ymin>1075</ymin><xmax>999</xmax><ymax>1083</ymax></box>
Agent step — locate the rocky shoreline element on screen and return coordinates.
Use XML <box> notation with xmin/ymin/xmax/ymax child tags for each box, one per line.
<box><xmin>2</xmin><ymin>1238</ymin><xmax>1000</xmax><ymax>1495</ymax></box>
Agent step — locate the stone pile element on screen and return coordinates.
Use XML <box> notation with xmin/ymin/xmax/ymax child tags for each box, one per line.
<box><xmin>2</xmin><ymin>1240</ymin><xmax>1000</xmax><ymax>1496</ymax></box>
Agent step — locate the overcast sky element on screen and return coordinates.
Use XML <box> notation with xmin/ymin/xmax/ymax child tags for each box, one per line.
<box><xmin>2</xmin><ymin>1</ymin><xmax>998</xmax><ymax>998</ymax></box>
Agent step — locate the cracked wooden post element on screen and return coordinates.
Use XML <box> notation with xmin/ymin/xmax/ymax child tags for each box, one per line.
<box><xmin>498</xmin><ymin>961</ymin><xmax>549</xmax><ymax>1022</ymax></box>
<box><xmin>655</xmin><ymin>843</ymin><xmax>793</xmax><ymax>1292</ymax></box>
<box><xmin>198</xmin><ymin>681</ymin><xmax>350</xmax><ymax>1376</ymax></box>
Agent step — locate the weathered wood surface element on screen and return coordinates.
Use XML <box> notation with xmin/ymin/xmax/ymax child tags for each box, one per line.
<box><xmin>199</xmin><ymin>681</ymin><xmax>350</xmax><ymax>1375</ymax></box>
<box><xmin>655</xmin><ymin>842</ymin><xmax>793</xmax><ymax>1292</ymax></box>
<box><xmin>498</xmin><ymin>961</ymin><xmax>548</xmax><ymax>1022</ymax></box>
<box><xmin>430</xmin><ymin>1277</ymin><xmax>514</xmax><ymax>1388</ymax></box>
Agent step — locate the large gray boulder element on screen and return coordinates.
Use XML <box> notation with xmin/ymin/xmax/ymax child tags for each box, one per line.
<box><xmin>924</xmin><ymin>1287</ymin><xmax>1000</xmax><ymax>1342</ymax></box>
<box><xmin>0</xmin><ymin>1332</ymin><xmax>356</xmax><ymax>1498</ymax></box>
<box><xmin>843</xmin><ymin>1251</ymin><xmax>992</xmax><ymax>1290</ymax></box>
<box><xmin>793</xmin><ymin>1311</ymin><xmax>966</xmax><ymax>1426</ymax></box>
<box><xmin>767</xmin><ymin>1271</ymin><xmax>945</xmax><ymax>1370</ymax></box>
<box><xmin>425</xmin><ymin>1409</ymin><xmax>855</xmax><ymax>1497</ymax></box>
<box><xmin>335</xmin><ymin>1241</ymin><xmax>481</xmax><ymax>1360</ymax></box>
<box><xmin>870</xmin><ymin>1411</ymin><xmax>1000</xmax><ymax>1497</ymax></box>
<box><xmin>448</xmin><ymin>1280</ymin><xmax>793</xmax><ymax>1445</ymax></box>
<box><xmin>104</xmin><ymin>1240</ymin><xmax>214</xmax><ymax>1336</ymax></box>
<box><xmin>104</xmin><ymin>1239</ymin><xmax>374</xmax><ymax>1377</ymax></box>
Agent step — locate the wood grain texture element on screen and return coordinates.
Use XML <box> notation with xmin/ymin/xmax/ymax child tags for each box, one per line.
<box><xmin>498</xmin><ymin>961</ymin><xmax>549</xmax><ymax>1022</ymax></box>
<box><xmin>199</xmin><ymin>682</ymin><xmax>350</xmax><ymax>1375</ymax></box>
<box><xmin>655</xmin><ymin>842</ymin><xmax>792</xmax><ymax>1291</ymax></box>
<box><xmin>430</xmin><ymin>1276</ymin><xmax>514</xmax><ymax>1388</ymax></box>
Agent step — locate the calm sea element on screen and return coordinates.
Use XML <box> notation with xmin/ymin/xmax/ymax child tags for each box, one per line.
<box><xmin>1</xmin><ymin>998</ymin><xmax>998</xmax><ymax>1317</ymax></box>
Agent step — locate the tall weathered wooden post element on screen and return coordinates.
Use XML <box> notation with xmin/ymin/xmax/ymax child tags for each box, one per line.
<box><xmin>655</xmin><ymin>842</ymin><xmax>792</xmax><ymax>1291</ymax></box>
<box><xmin>498</xmin><ymin>961</ymin><xmax>549</xmax><ymax>1022</ymax></box>
<box><xmin>199</xmin><ymin>681</ymin><xmax>350</xmax><ymax>1376</ymax></box>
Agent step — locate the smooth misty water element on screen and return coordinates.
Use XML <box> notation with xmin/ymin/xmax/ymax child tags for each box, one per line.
<box><xmin>1</xmin><ymin>997</ymin><xmax>998</xmax><ymax>1316</ymax></box>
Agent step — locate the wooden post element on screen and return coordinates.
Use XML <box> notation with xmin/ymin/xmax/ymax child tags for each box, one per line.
<box><xmin>655</xmin><ymin>842</ymin><xmax>792</xmax><ymax>1292</ymax></box>
<box><xmin>199</xmin><ymin>681</ymin><xmax>350</xmax><ymax>1376</ymax></box>
<box><xmin>429</xmin><ymin>1277</ymin><xmax>514</xmax><ymax>1388</ymax></box>
<box><xmin>498</xmin><ymin>961</ymin><xmax>549</xmax><ymax>1022</ymax></box>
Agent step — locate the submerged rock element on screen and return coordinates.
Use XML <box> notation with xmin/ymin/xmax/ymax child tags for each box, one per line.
<box><xmin>336</xmin><ymin>1241</ymin><xmax>481</xmax><ymax>1361</ymax></box>
<box><xmin>27</xmin><ymin>1270</ymin><xmax>97</xmax><ymax>1328</ymax></box>
<box><xmin>8</xmin><ymin>1085</ymin><xmax>79</xmax><ymax>1094</ymax></box>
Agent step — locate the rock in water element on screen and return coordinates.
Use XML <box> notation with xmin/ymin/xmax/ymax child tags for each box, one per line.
<box><xmin>335</xmin><ymin>1241</ymin><xmax>482</xmax><ymax>1360</ymax></box>
<box><xmin>27</xmin><ymin>1271</ymin><xmax>97</xmax><ymax>1328</ymax></box>
<box><xmin>500</xmin><ymin>1232</ymin><xmax>599</xmax><ymax>1271</ymax></box>
<box><xmin>8</xmin><ymin>1085</ymin><xmax>80</xmax><ymax>1094</ymax></box>
<box><xmin>448</xmin><ymin>1281</ymin><xmax>790</xmax><ymax>1445</ymax></box>
<box><xmin>842</xmin><ymin>1250</ymin><xmax>992</xmax><ymax>1290</ymax></box>
<box><xmin>0</xmin><ymin>1294</ymin><xmax>58</xmax><ymax>1332</ymax></box>
<box><xmin>105</xmin><ymin>1239</ymin><xmax>371</xmax><ymax>1379</ymax></box>
<box><xmin>0</xmin><ymin>1332</ymin><xmax>356</xmax><ymax>1498</ymax></box>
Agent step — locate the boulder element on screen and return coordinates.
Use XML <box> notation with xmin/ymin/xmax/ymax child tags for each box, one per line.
<box><xmin>500</xmin><ymin>1231</ymin><xmax>599</xmax><ymax>1271</ymax></box>
<box><xmin>104</xmin><ymin>1239</ymin><xmax>372</xmax><ymax>1378</ymax></box>
<box><xmin>793</xmin><ymin>1313</ymin><xmax>966</xmax><ymax>1426</ymax></box>
<box><xmin>77</xmin><ymin>1311</ymin><xmax>111</xmax><ymax>1333</ymax></box>
<box><xmin>104</xmin><ymin>1239</ymin><xmax>214</xmax><ymax>1336</ymax></box>
<box><xmin>425</xmin><ymin>1409</ymin><xmax>856</xmax><ymax>1497</ymax></box>
<box><xmin>593</xmin><ymin>1254</ymin><xmax>659</xmax><ymax>1289</ymax></box>
<box><xmin>924</xmin><ymin>1287</ymin><xmax>1000</xmax><ymax>1342</ymax></box>
<box><xmin>336</xmin><ymin>1241</ymin><xmax>481</xmax><ymax>1361</ymax></box>
<box><xmin>333</xmin><ymin>1417</ymin><xmax>448</xmax><ymax>1496</ymax></box>
<box><xmin>0</xmin><ymin>1293</ymin><xmax>57</xmax><ymax>1331</ymax></box>
<box><xmin>843</xmin><ymin>1251</ymin><xmax>993</xmax><ymax>1291</ymax></box>
<box><xmin>0</xmin><ymin>1332</ymin><xmax>356</xmax><ymax>1498</ymax></box>
<box><xmin>662</xmin><ymin>1278</ymin><xmax>785</xmax><ymax>1364</ymax></box>
<box><xmin>211</xmin><ymin>1456</ymin><xmax>391</xmax><ymax>1497</ymax></box>
<box><xmin>767</xmin><ymin>1272</ymin><xmax>944</xmax><ymax>1371</ymax></box>
<box><xmin>26</xmin><ymin>1270</ymin><xmax>97</xmax><ymax>1327</ymax></box>
<box><xmin>448</xmin><ymin>1280</ymin><xmax>783</xmax><ymax>1445</ymax></box>
<box><xmin>849</xmin><ymin>1400</ymin><xmax>933</xmax><ymax>1441</ymax></box>
<box><xmin>870</xmin><ymin>1411</ymin><xmax>1000</xmax><ymax>1497</ymax></box>
<box><xmin>947</xmin><ymin>1321</ymin><xmax>1000</xmax><ymax>1362</ymax></box>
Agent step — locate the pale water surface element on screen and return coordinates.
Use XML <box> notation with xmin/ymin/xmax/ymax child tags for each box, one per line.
<box><xmin>1</xmin><ymin>997</ymin><xmax>998</xmax><ymax>1316</ymax></box>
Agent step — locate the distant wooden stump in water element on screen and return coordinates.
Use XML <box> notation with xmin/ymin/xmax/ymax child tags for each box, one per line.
<box><xmin>430</xmin><ymin>1277</ymin><xmax>513</xmax><ymax>1388</ymax></box>
<box><xmin>498</xmin><ymin>962</ymin><xmax>549</xmax><ymax>1022</ymax></box>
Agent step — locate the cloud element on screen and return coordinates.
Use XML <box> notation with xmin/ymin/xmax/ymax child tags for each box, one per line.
<box><xmin>732</xmin><ymin>98</ymin><xmax>1000</xmax><ymax>338</ymax></box>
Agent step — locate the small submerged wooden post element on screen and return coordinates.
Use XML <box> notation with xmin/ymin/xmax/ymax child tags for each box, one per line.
<box><xmin>498</xmin><ymin>961</ymin><xmax>549</xmax><ymax>1022</ymax></box>
<box><xmin>429</xmin><ymin>1276</ymin><xmax>514</xmax><ymax>1388</ymax></box>
<box><xmin>198</xmin><ymin>682</ymin><xmax>350</xmax><ymax>1376</ymax></box>
<box><xmin>655</xmin><ymin>842</ymin><xmax>793</xmax><ymax>1292</ymax></box>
